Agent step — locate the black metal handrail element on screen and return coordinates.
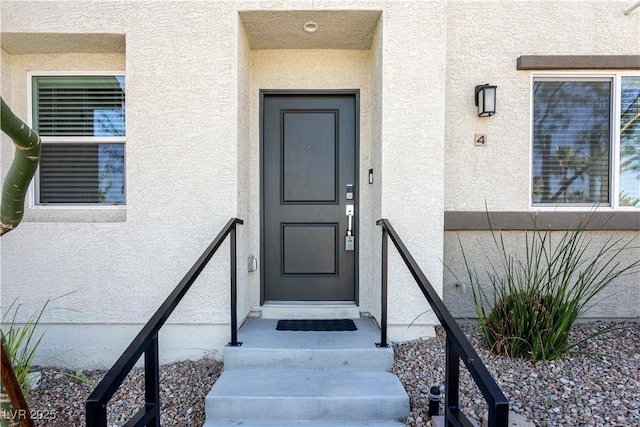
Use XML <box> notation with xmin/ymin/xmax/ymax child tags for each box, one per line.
<box><xmin>376</xmin><ymin>219</ymin><xmax>509</xmax><ymax>427</ymax></box>
<box><xmin>86</xmin><ymin>218</ymin><xmax>243</xmax><ymax>427</ymax></box>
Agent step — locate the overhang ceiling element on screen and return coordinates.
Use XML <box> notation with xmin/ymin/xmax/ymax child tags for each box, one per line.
<box><xmin>239</xmin><ymin>10</ymin><xmax>381</xmax><ymax>50</ymax></box>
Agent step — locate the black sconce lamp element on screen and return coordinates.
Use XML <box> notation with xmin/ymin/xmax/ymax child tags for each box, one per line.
<box><xmin>475</xmin><ymin>84</ymin><xmax>497</xmax><ymax>117</ymax></box>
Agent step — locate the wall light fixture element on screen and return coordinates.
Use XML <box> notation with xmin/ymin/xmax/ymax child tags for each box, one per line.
<box><xmin>475</xmin><ymin>84</ymin><xmax>497</xmax><ymax>117</ymax></box>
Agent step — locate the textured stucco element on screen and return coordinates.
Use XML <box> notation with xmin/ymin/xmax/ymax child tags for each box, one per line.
<box><xmin>1</xmin><ymin>1</ymin><xmax>242</xmax><ymax>367</ymax></box>
<box><xmin>236</xmin><ymin>19</ymin><xmax>253</xmax><ymax>323</ymax></box>
<box><xmin>441</xmin><ymin>0</ymin><xmax>640</xmax><ymax>321</ymax></box>
<box><xmin>240</xmin><ymin>10</ymin><xmax>381</xmax><ymax>49</ymax></box>
<box><xmin>443</xmin><ymin>230</ymin><xmax>640</xmax><ymax>320</ymax></box>
<box><xmin>1</xmin><ymin>33</ymin><xmax>125</xmax><ymax>54</ymax></box>
<box><xmin>444</xmin><ymin>0</ymin><xmax>640</xmax><ymax>212</ymax></box>
<box><xmin>378</xmin><ymin>1</ymin><xmax>447</xmax><ymax>332</ymax></box>
<box><xmin>1</xmin><ymin>0</ymin><xmax>637</xmax><ymax>368</ymax></box>
<box><xmin>367</xmin><ymin>13</ymin><xmax>384</xmax><ymax>327</ymax></box>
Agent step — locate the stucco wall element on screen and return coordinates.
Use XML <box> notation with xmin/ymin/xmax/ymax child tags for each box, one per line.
<box><xmin>365</xmin><ymin>14</ymin><xmax>384</xmax><ymax>327</ymax></box>
<box><xmin>444</xmin><ymin>0</ymin><xmax>640</xmax><ymax>212</ymax></box>
<box><xmin>442</xmin><ymin>0</ymin><xmax>640</xmax><ymax>319</ymax></box>
<box><xmin>1</xmin><ymin>0</ymin><xmax>447</xmax><ymax>367</ymax></box>
<box><xmin>1</xmin><ymin>1</ymin><xmax>243</xmax><ymax>368</ymax></box>
<box><xmin>1</xmin><ymin>0</ymin><xmax>637</xmax><ymax>369</ymax></box>
<box><xmin>444</xmin><ymin>229</ymin><xmax>640</xmax><ymax>319</ymax></box>
<box><xmin>377</xmin><ymin>1</ymin><xmax>447</xmax><ymax>339</ymax></box>
<box><xmin>236</xmin><ymin>15</ymin><xmax>253</xmax><ymax>325</ymax></box>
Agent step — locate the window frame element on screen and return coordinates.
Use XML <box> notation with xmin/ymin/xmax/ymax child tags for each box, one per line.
<box><xmin>27</xmin><ymin>71</ymin><xmax>127</xmax><ymax>209</ymax></box>
<box><xmin>529</xmin><ymin>71</ymin><xmax>640</xmax><ymax>211</ymax></box>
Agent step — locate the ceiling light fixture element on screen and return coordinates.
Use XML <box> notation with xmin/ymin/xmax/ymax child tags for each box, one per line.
<box><xmin>302</xmin><ymin>21</ymin><xmax>319</xmax><ymax>33</ymax></box>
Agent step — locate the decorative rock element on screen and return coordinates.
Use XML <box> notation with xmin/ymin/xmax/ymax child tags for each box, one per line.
<box><xmin>393</xmin><ymin>321</ymin><xmax>639</xmax><ymax>426</ymax></box>
<box><xmin>27</xmin><ymin>358</ymin><xmax>222</xmax><ymax>426</ymax></box>
<box><xmin>20</xmin><ymin>321</ymin><xmax>640</xmax><ymax>426</ymax></box>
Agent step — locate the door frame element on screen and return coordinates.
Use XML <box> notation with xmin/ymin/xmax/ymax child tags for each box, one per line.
<box><xmin>259</xmin><ymin>89</ymin><xmax>360</xmax><ymax>305</ymax></box>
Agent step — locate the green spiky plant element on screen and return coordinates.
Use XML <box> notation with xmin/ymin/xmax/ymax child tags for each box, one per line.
<box><xmin>459</xmin><ymin>213</ymin><xmax>640</xmax><ymax>361</ymax></box>
<box><xmin>1</xmin><ymin>299</ymin><xmax>51</xmax><ymax>395</ymax></box>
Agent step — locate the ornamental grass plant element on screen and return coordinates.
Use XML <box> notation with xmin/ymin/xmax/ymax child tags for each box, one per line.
<box><xmin>1</xmin><ymin>292</ymin><xmax>74</xmax><ymax>395</ymax></box>
<box><xmin>459</xmin><ymin>213</ymin><xmax>640</xmax><ymax>361</ymax></box>
<box><xmin>1</xmin><ymin>298</ymin><xmax>50</xmax><ymax>395</ymax></box>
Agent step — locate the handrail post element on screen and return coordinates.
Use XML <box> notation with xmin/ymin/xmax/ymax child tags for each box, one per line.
<box><xmin>490</xmin><ymin>399</ymin><xmax>510</xmax><ymax>427</ymax></box>
<box><xmin>144</xmin><ymin>334</ymin><xmax>160</xmax><ymax>427</ymax></box>
<box><xmin>376</xmin><ymin>223</ymin><xmax>388</xmax><ymax>348</ymax></box>
<box><xmin>85</xmin><ymin>401</ymin><xmax>107</xmax><ymax>427</ymax></box>
<box><xmin>229</xmin><ymin>222</ymin><xmax>242</xmax><ymax>346</ymax></box>
<box><xmin>445</xmin><ymin>337</ymin><xmax>460</xmax><ymax>426</ymax></box>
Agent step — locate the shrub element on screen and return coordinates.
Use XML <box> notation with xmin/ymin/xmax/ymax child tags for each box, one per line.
<box><xmin>1</xmin><ymin>298</ymin><xmax>50</xmax><ymax>395</ymax></box>
<box><xmin>459</xmin><ymin>214</ymin><xmax>640</xmax><ymax>361</ymax></box>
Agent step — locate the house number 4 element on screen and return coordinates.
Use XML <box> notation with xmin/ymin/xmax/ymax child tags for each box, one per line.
<box><xmin>474</xmin><ymin>134</ymin><xmax>488</xmax><ymax>146</ymax></box>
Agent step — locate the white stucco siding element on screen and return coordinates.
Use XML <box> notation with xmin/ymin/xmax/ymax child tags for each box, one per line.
<box><xmin>377</xmin><ymin>2</ymin><xmax>447</xmax><ymax>338</ymax></box>
<box><xmin>236</xmin><ymin>20</ymin><xmax>254</xmax><ymax>323</ymax></box>
<box><xmin>367</xmin><ymin>15</ymin><xmax>384</xmax><ymax>330</ymax></box>
<box><xmin>444</xmin><ymin>229</ymin><xmax>640</xmax><ymax>320</ymax></box>
<box><xmin>124</xmin><ymin>2</ymin><xmax>239</xmax><ymax>224</ymax></box>
<box><xmin>441</xmin><ymin>1</ymin><xmax>640</xmax><ymax>321</ymax></box>
<box><xmin>2</xmin><ymin>0</ymin><xmax>636</xmax><ymax>369</ymax></box>
<box><xmin>445</xmin><ymin>0</ymin><xmax>640</xmax><ymax>212</ymax></box>
<box><xmin>1</xmin><ymin>2</ymin><xmax>243</xmax><ymax>367</ymax></box>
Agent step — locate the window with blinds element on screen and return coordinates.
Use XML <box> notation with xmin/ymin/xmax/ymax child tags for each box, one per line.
<box><xmin>619</xmin><ymin>76</ymin><xmax>640</xmax><ymax>207</ymax></box>
<box><xmin>532</xmin><ymin>79</ymin><xmax>612</xmax><ymax>206</ymax></box>
<box><xmin>32</xmin><ymin>75</ymin><xmax>125</xmax><ymax>205</ymax></box>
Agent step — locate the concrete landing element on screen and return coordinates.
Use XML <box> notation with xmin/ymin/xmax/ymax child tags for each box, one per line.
<box><xmin>224</xmin><ymin>317</ymin><xmax>394</xmax><ymax>370</ymax></box>
<box><xmin>205</xmin><ymin>316</ymin><xmax>410</xmax><ymax>425</ymax></box>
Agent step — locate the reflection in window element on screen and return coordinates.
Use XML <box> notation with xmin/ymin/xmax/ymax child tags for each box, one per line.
<box><xmin>532</xmin><ymin>80</ymin><xmax>611</xmax><ymax>205</ymax></box>
<box><xmin>620</xmin><ymin>77</ymin><xmax>640</xmax><ymax>207</ymax></box>
<box><xmin>39</xmin><ymin>144</ymin><xmax>125</xmax><ymax>204</ymax></box>
<box><xmin>33</xmin><ymin>75</ymin><xmax>126</xmax><ymax>205</ymax></box>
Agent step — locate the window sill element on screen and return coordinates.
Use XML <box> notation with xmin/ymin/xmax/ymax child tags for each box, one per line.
<box><xmin>23</xmin><ymin>206</ymin><xmax>126</xmax><ymax>223</ymax></box>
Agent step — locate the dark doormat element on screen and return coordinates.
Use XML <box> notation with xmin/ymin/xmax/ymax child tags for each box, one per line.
<box><xmin>276</xmin><ymin>319</ymin><xmax>357</xmax><ymax>332</ymax></box>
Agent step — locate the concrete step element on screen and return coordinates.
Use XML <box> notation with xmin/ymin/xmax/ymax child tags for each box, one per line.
<box><xmin>260</xmin><ymin>304</ymin><xmax>361</xmax><ymax>319</ymax></box>
<box><xmin>205</xmin><ymin>369</ymin><xmax>410</xmax><ymax>421</ymax></box>
<box><xmin>225</xmin><ymin>317</ymin><xmax>394</xmax><ymax>370</ymax></box>
<box><xmin>225</xmin><ymin>346</ymin><xmax>393</xmax><ymax>370</ymax></box>
<box><xmin>204</xmin><ymin>420</ymin><xmax>407</xmax><ymax>426</ymax></box>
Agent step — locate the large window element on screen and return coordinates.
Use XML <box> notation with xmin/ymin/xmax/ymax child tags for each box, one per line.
<box><xmin>31</xmin><ymin>74</ymin><xmax>126</xmax><ymax>205</ymax></box>
<box><xmin>532</xmin><ymin>74</ymin><xmax>640</xmax><ymax>208</ymax></box>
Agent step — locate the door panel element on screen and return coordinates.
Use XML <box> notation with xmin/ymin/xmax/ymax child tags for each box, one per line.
<box><xmin>262</xmin><ymin>93</ymin><xmax>357</xmax><ymax>302</ymax></box>
<box><xmin>283</xmin><ymin>112</ymin><xmax>337</xmax><ymax>203</ymax></box>
<box><xmin>282</xmin><ymin>223</ymin><xmax>337</xmax><ymax>274</ymax></box>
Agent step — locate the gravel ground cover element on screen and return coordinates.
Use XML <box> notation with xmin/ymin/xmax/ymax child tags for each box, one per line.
<box><xmin>395</xmin><ymin>321</ymin><xmax>640</xmax><ymax>427</ymax></box>
<box><xmin>23</xmin><ymin>321</ymin><xmax>639</xmax><ymax>426</ymax></box>
<box><xmin>26</xmin><ymin>358</ymin><xmax>222</xmax><ymax>426</ymax></box>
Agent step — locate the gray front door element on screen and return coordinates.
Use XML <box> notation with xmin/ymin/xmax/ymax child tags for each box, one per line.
<box><xmin>262</xmin><ymin>92</ymin><xmax>358</xmax><ymax>302</ymax></box>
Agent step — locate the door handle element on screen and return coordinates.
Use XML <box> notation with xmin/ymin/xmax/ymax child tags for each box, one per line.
<box><xmin>346</xmin><ymin>205</ymin><xmax>354</xmax><ymax>235</ymax></box>
<box><xmin>345</xmin><ymin>205</ymin><xmax>355</xmax><ymax>251</ymax></box>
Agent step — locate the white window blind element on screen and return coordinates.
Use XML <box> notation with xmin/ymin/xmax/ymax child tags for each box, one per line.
<box><xmin>33</xmin><ymin>75</ymin><xmax>125</xmax><ymax>205</ymax></box>
<box><xmin>532</xmin><ymin>79</ymin><xmax>611</xmax><ymax>205</ymax></box>
<box><xmin>619</xmin><ymin>76</ymin><xmax>640</xmax><ymax>207</ymax></box>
